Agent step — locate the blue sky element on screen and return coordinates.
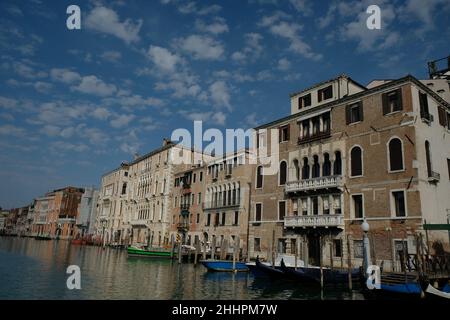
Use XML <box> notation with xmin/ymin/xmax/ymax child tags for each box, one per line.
<box><xmin>0</xmin><ymin>0</ymin><xmax>449</xmax><ymax>208</ymax></box>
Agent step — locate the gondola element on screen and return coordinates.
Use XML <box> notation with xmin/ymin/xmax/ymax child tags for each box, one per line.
<box><xmin>280</xmin><ymin>259</ymin><xmax>319</xmax><ymax>284</ymax></box>
<box><xmin>254</xmin><ymin>256</ymin><xmax>285</xmax><ymax>279</ymax></box>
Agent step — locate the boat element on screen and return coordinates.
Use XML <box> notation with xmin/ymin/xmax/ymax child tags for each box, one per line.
<box><xmin>71</xmin><ymin>239</ymin><xmax>83</xmax><ymax>245</ymax></box>
<box><xmin>34</xmin><ymin>235</ymin><xmax>51</xmax><ymax>240</ymax></box>
<box><xmin>127</xmin><ymin>246</ymin><xmax>172</xmax><ymax>258</ymax></box>
<box><xmin>280</xmin><ymin>259</ymin><xmax>319</xmax><ymax>284</ymax></box>
<box><xmin>254</xmin><ymin>256</ymin><xmax>285</xmax><ymax>279</ymax></box>
<box><xmin>200</xmin><ymin>260</ymin><xmax>249</xmax><ymax>272</ymax></box>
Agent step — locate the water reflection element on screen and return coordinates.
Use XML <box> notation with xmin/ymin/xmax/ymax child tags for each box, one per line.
<box><xmin>0</xmin><ymin>237</ymin><xmax>363</xmax><ymax>300</ymax></box>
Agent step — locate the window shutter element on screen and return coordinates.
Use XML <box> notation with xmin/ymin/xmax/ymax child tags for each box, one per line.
<box><xmin>256</xmin><ymin>134</ymin><xmax>259</xmax><ymax>149</ymax></box>
<box><xmin>286</xmin><ymin>124</ymin><xmax>290</xmax><ymax>141</ymax></box>
<box><xmin>358</xmin><ymin>101</ymin><xmax>364</xmax><ymax>121</ymax></box>
<box><xmin>396</xmin><ymin>88</ymin><xmax>403</xmax><ymax>110</ymax></box>
<box><xmin>382</xmin><ymin>93</ymin><xmax>389</xmax><ymax>115</ymax></box>
<box><xmin>278</xmin><ymin>128</ymin><xmax>282</xmax><ymax>143</ymax></box>
<box><xmin>438</xmin><ymin>106</ymin><xmax>447</xmax><ymax>126</ymax></box>
<box><xmin>345</xmin><ymin>104</ymin><xmax>351</xmax><ymax>124</ymax></box>
<box><xmin>318</xmin><ymin>90</ymin><xmax>322</xmax><ymax>103</ymax></box>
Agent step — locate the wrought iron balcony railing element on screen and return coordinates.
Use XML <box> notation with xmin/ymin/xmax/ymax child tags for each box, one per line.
<box><xmin>298</xmin><ymin>130</ymin><xmax>331</xmax><ymax>145</ymax></box>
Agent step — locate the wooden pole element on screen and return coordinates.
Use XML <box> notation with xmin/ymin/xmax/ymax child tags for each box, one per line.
<box><xmin>194</xmin><ymin>241</ymin><xmax>200</xmax><ymax>267</ymax></box>
<box><xmin>319</xmin><ymin>235</ymin><xmax>324</xmax><ymax>289</ymax></box>
<box><xmin>233</xmin><ymin>236</ymin><xmax>240</xmax><ymax>272</ymax></box>
<box><xmin>202</xmin><ymin>236</ymin><xmax>207</xmax><ymax>260</ymax></box>
<box><xmin>295</xmin><ymin>240</ymin><xmax>298</xmax><ymax>270</ymax></box>
<box><xmin>347</xmin><ymin>235</ymin><xmax>353</xmax><ymax>291</ymax></box>
<box><xmin>271</xmin><ymin>229</ymin><xmax>275</xmax><ymax>267</ymax></box>
<box><xmin>340</xmin><ymin>239</ymin><xmax>344</xmax><ymax>270</ymax></box>
<box><xmin>211</xmin><ymin>237</ymin><xmax>216</xmax><ymax>260</ymax></box>
<box><xmin>370</xmin><ymin>234</ymin><xmax>376</xmax><ymax>265</ymax></box>
<box><xmin>178</xmin><ymin>238</ymin><xmax>182</xmax><ymax>264</ymax></box>
<box><xmin>170</xmin><ymin>234</ymin><xmax>175</xmax><ymax>259</ymax></box>
<box><xmin>329</xmin><ymin>237</ymin><xmax>334</xmax><ymax>270</ymax></box>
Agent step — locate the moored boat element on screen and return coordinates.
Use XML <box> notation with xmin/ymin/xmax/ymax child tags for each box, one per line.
<box><xmin>200</xmin><ymin>260</ymin><xmax>249</xmax><ymax>272</ymax></box>
<box><xmin>280</xmin><ymin>259</ymin><xmax>319</xmax><ymax>284</ymax></box>
<box><xmin>127</xmin><ymin>246</ymin><xmax>172</xmax><ymax>258</ymax></box>
<box><xmin>254</xmin><ymin>256</ymin><xmax>285</xmax><ymax>279</ymax></box>
<box><xmin>34</xmin><ymin>235</ymin><xmax>51</xmax><ymax>240</ymax></box>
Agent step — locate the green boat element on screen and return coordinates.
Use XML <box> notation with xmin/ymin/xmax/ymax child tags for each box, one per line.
<box><xmin>127</xmin><ymin>246</ymin><xmax>172</xmax><ymax>258</ymax></box>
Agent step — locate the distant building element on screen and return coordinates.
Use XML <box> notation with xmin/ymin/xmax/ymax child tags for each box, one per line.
<box><xmin>77</xmin><ymin>187</ymin><xmax>99</xmax><ymax>237</ymax></box>
<box><xmin>32</xmin><ymin>186</ymin><xmax>84</xmax><ymax>239</ymax></box>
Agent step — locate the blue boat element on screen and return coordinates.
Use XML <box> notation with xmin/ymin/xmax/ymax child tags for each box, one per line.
<box><xmin>200</xmin><ymin>260</ymin><xmax>249</xmax><ymax>272</ymax></box>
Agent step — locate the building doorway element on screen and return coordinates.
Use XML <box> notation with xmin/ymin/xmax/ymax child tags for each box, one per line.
<box><xmin>307</xmin><ymin>234</ymin><xmax>321</xmax><ymax>266</ymax></box>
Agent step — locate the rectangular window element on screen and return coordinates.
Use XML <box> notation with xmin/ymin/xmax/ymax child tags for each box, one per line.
<box><xmin>254</xmin><ymin>238</ymin><xmax>261</xmax><ymax>252</ymax></box>
<box><xmin>290</xmin><ymin>239</ymin><xmax>297</xmax><ymax>254</ymax></box>
<box><xmin>198</xmin><ymin>193</ymin><xmax>202</xmax><ymax>205</ymax></box>
<box><xmin>302</xmin><ymin>198</ymin><xmax>308</xmax><ymax>215</ymax></box>
<box><xmin>346</xmin><ymin>101</ymin><xmax>363</xmax><ymax>124</ymax></box>
<box><xmin>334</xmin><ymin>239</ymin><xmax>342</xmax><ymax>257</ymax></box>
<box><xmin>437</xmin><ymin>106</ymin><xmax>448</xmax><ymax>127</ymax></box>
<box><xmin>312</xmin><ymin>197</ymin><xmax>319</xmax><ymax>215</ymax></box>
<box><xmin>392</xmin><ymin>190</ymin><xmax>406</xmax><ymax>217</ymax></box>
<box><xmin>353</xmin><ymin>240</ymin><xmax>363</xmax><ymax>259</ymax></box>
<box><xmin>278</xmin><ymin>201</ymin><xmax>286</xmax><ymax>220</ymax></box>
<box><xmin>322</xmin><ymin>197</ymin><xmax>330</xmax><ymax>215</ymax></box>
<box><xmin>193</xmin><ymin>173</ymin><xmax>196</xmax><ymax>183</ymax></box>
<box><xmin>352</xmin><ymin>194</ymin><xmax>364</xmax><ymax>219</ymax></box>
<box><xmin>333</xmin><ymin>195</ymin><xmax>341</xmax><ymax>214</ymax></box>
<box><xmin>221</xmin><ymin>212</ymin><xmax>226</xmax><ymax>226</ymax></box>
<box><xmin>279</xmin><ymin>125</ymin><xmax>290</xmax><ymax>142</ymax></box>
<box><xmin>318</xmin><ymin>85</ymin><xmax>333</xmax><ymax>102</ymax></box>
<box><xmin>419</xmin><ymin>92</ymin><xmax>430</xmax><ymax>119</ymax></box>
<box><xmin>298</xmin><ymin>93</ymin><xmax>311</xmax><ymax>109</ymax></box>
<box><xmin>255</xmin><ymin>203</ymin><xmax>262</xmax><ymax>221</ymax></box>
<box><xmin>214</xmin><ymin>213</ymin><xmax>219</xmax><ymax>226</ymax></box>
<box><xmin>382</xmin><ymin>89</ymin><xmax>403</xmax><ymax>115</ymax></box>
<box><xmin>200</xmin><ymin>172</ymin><xmax>203</xmax><ymax>181</ymax></box>
<box><xmin>234</xmin><ymin>211</ymin><xmax>239</xmax><ymax>225</ymax></box>
<box><xmin>206</xmin><ymin>214</ymin><xmax>211</xmax><ymax>226</ymax></box>
<box><xmin>196</xmin><ymin>214</ymin><xmax>200</xmax><ymax>224</ymax></box>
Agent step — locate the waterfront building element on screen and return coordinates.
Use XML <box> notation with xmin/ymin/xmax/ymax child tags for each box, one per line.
<box><xmin>250</xmin><ymin>73</ymin><xmax>450</xmax><ymax>271</ymax></box>
<box><xmin>0</xmin><ymin>210</ymin><xmax>8</xmax><ymax>234</ymax></box>
<box><xmin>95</xmin><ymin>162</ymin><xmax>130</xmax><ymax>245</ymax></box>
<box><xmin>77</xmin><ymin>187</ymin><xmax>99</xmax><ymax>237</ymax></box>
<box><xmin>126</xmin><ymin>139</ymin><xmax>207</xmax><ymax>248</ymax></box>
<box><xmin>32</xmin><ymin>187</ymin><xmax>84</xmax><ymax>239</ymax></box>
<box><xmin>169</xmin><ymin>163</ymin><xmax>206</xmax><ymax>247</ymax></box>
<box><xmin>169</xmin><ymin>150</ymin><xmax>255</xmax><ymax>256</ymax></box>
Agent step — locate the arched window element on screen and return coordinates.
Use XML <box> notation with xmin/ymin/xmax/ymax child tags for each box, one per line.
<box><xmin>279</xmin><ymin>161</ymin><xmax>287</xmax><ymax>185</ymax></box>
<box><xmin>322</xmin><ymin>153</ymin><xmax>331</xmax><ymax>176</ymax></box>
<box><xmin>293</xmin><ymin>159</ymin><xmax>300</xmax><ymax>180</ymax></box>
<box><xmin>256</xmin><ymin>166</ymin><xmax>263</xmax><ymax>188</ymax></box>
<box><xmin>388</xmin><ymin>138</ymin><xmax>404</xmax><ymax>171</ymax></box>
<box><xmin>312</xmin><ymin>155</ymin><xmax>320</xmax><ymax>178</ymax></box>
<box><xmin>350</xmin><ymin>146</ymin><xmax>363</xmax><ymax>177</ymax></box>
<box><xmin>334</xmin><ymin>151</ymin><xmax>342</xmax><ymax>175</ymax></box>
<box><xmin>425</xmin><ymin>141</ymin><xmax>432</xmax><ymax>177</ymax></box>
<box><xmin>302</xmin><ymin>157</ymin><xmax>310</xmax><ymax>179</ymax></box>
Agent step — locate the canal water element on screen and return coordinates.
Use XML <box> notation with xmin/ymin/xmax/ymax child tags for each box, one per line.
<box><xmin>0</xmin><ymin>237</ymin><xmax>365</xmax><ymax>300</ymax></box>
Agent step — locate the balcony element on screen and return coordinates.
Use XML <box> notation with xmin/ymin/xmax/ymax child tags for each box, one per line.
<box><xmin>427</xmin><ymin>171</ymin><xmax>440</xmax><ymax>183</ymax></box>
<box><xmin>298</xmin><ymin>130</ymin><xmax>331</xmax><ymax>145</ymax></box>
<box><xmin>284</xmin><ymin>214</ymin><xmax>344</xmax><ymax>229</ymax></box>
<box><xmin>203</xmin><ymin>200</ymin><xmax>240</xmax><ymax>210</ymax></box>
<box><xmin>285</xmin><ymin>175</ymin><xmax>343</xmax><ymax>193</ymax></box>
<box><xmin>58</xmin><ymin>215</ymin><xmax>76</xmax><ymax>223</ymax></box>
<box><xmin>130</xmin><ymin>219</ymin><xmax>148</xmax><ymax>227</ymax></box>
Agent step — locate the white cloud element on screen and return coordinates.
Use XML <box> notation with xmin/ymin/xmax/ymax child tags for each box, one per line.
<box><xmin>231</xmin><ymin>33</ymin><xmax>264</xmax><ymax>64</ymax></box>
<box><xmin>277</xmin><ymin>58</ymin><xmax>291</xmax><ymax>70</ymax></box>
<box><xmin>400</xmin><ymin>0</ymin><xmax>449</xmax><ymax>35</ymax></box>
<box><xmin>41</xmin><ymin>125</ymin><xmax>60</xmax><ymax>137</ymax></box>
<box><xmin>178</xmin><ymin>110</ymin><xmax>226</xmax><ymax>126</ymax></box>
<box><xmin>209</xmin><ymin>81</ymin><xmax>231</xmax><ymax>111</ymax></box>
<box><xmin>110</xmin><ymin>114</ymin><xmax>135</xmax><ymax>128</ymax></box>
<box><xmin>147</xmin><ymin>45</ymin><xmax>180</xmax><ymax>73</ymax></box>
<box><xmin>0</xmin><ymin>96</ymin><xmax>18</xmax><ymax>109</ymax></box>
<box><xmin>175</xmin><ymin>2</ymin><xmax>222</xmax><ymax>15</ymax></box>
<box><xmin>100</xmin><ymin>50</ymin><xmax>122</xmax><ymax>62</ymax></box>
<box><xmin>289</xmin><ymin>0</ymin><xmax>312</xmax><ymax>15</ymax></box>
<box><xmin>175</xmin><ymin>35</ymin><xmax>224</xmax><ymax>60</ymax></box>
<box><xmin>0</xmin><ymin>124</ymin><xmax>25</xmax><ymax>137</ymax></box>
<box><xmin>11</xmin><ymin>61</ymin><xmax>47</xmax><ymax>79</ymax></box>
<box><xmin>0</xmin><ymin>113</ymin><xmax>14</xmax><ymax>121</ymax></box>
<box><xmin>51</xmin><ymin>141</ymin><xmax>89</xmax><ymax>153</ymax></box>
<box><xmin>92</xmin><ymin>107</ymin><xmax>111</xmax><ymax>120</ymax></box>
<box><xmin>50</xmin><ymin>68</ymin><xmax>81</xmax><ymax>84</ymax></box>
<box><xmin>71</xmin><ymin>75</ymin><xmax>117</xmax><ymax>97</ymax></box>
<box><xmin>34</xmin><ymin>81</ymin><xmax>52</xmax><ymax>93</ymax></box>
<box><xmin>85</xmin><ymin>6</ymin><xmax>142</xmax><ymax>44</ymax></box>
<box><xmin>195</xmin><ymin>17</ymin><xmax>229</xmax><ymax>34</ymax></box>
<box><xmin>77</xmin><ymin>125</ymin><xmax>109</xmax><ymax>145</ymax></box>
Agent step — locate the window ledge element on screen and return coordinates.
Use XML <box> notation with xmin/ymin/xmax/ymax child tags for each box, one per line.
<box><xmin>388</xmin><ymin>169</ymin><xmax>406</xmax><ymax>174</ymax></box>
<box><xmin>348</xmin><ymin>121</ymin><xmax>362</xmax><ymax>126</ymax></box>
<box><xmin>385</xmin><ymin>110</ymin><xmax>402</xmax><ymax>116</ymax></box>
<box><xmin>349</xmin><ymin>175</ymin><xmax>364</xmax><ymax>179</ymax></box>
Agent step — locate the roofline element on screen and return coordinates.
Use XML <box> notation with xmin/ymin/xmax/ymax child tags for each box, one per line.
<box><xmin>288</xmin><ymin>74</ymin><xmax>367</xmax><ymax>98</ymax></box>
<box><xmin>255</xmin><ymin>74</ymin><xmax>449</xmax><ymax>130</ymax></box>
